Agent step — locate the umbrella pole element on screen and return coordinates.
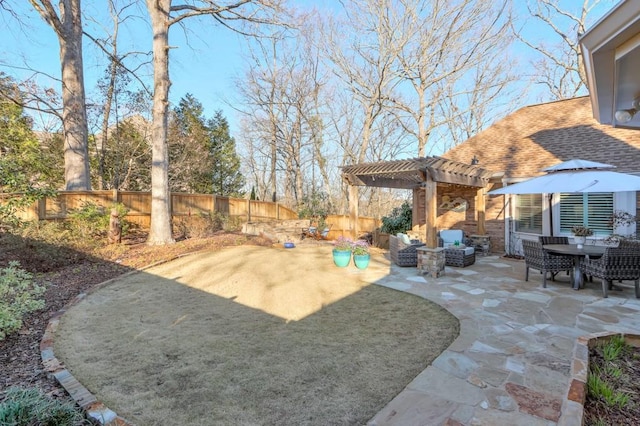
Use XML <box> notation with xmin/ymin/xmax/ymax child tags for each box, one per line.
<box><xmin>548</xmin><ymin>194</ymin><xmax>554</xmax><ymax>236</ymax></box>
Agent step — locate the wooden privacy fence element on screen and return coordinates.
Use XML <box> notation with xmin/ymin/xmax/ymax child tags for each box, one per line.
<box><xmin>9</xmin><ymin>191</ymin><xmax>298</xmax><ymax>228</ymax></box>
<box><xmin>324</xmin><ymin>214</ymin><xmax>381</xmax><ymax>239</ymax></box>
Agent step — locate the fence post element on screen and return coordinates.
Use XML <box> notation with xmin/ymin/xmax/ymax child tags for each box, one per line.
<box><xmin>38</xmin><ymin>197</ymin><xmax>46</xmax><ymax>220</ymax></box>
<box><xmin>276</xmin><ymin>203</ymin><xmax>280</xmax><ymax>220</ymax></box>
<box><xmin>247</xmin><ymin>198</ymin><xmax>251</xmax><ymax>222</ymax></box>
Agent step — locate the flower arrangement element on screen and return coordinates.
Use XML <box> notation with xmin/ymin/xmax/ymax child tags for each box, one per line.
<box><xmin>333</xmin><ymin>236</ymin><xmax>353</xmax><ymax>251</ymax></box>
<box><xmin>571</xmin><ymin>226</ymin><xmax>593</xmax><ymax>237</ymax></box>
<box><xmin>352</xmin><ymin>240</ymin><xmax>370</xmax><ymax>256</ymax></box>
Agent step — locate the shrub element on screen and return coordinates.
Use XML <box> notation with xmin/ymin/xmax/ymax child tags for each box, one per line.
<box><xmin>66</xmin><ymin>201</ymin><xmax>129</xmax><ymax>240</ymax></box>
<box><xmin>174</xmin><ymin>212</ymin><xmax>243</xmax><ymax>238</ymax></box>
<box><xmin>380</xmin><ymin>201</ymin><xmax>412</xmax><ymax>235</ymax></box>
<box><xmin>0</xmin><ymin>387</ymin><xmax>89</xmax><ymax>425</ymax></box>
<box><xmin>0</xmin><ymin>261</ymin><xmax>45</xmax><ymax>340</ymax></box>
<box><xmin>20</xmin><ymin>220</ymin><xmax>71</xmax><ymax>245</ymax></box>
<box><xmin>298</xmin><ymin>192</ymin><xmax>331</xmax><ymax>229</ymax></box>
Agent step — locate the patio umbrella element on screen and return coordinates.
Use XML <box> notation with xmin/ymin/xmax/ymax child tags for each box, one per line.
<box><xmin>488</xmin><ymin>159</ymin><xmax>640</xmax><ymax>195</ymax></box>
<box><xmin>488</xmin><ymin>159</ymin><xmax>640</xmax><ymax>236</ymax></box>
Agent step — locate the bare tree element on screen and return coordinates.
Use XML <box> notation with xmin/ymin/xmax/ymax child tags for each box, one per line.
<box><xmin>145</xmin><ymin>0</ymin><xmax>285</xmax><ymax>245</ymax></box>
<box><xmin>82</xmin><ymin>0</ymin><xmax>151</xmax><ymax>190</ymax></box>
<box><xmin>322</xmin><ymin>0</ymin><xmax>402</xmax><ymax>164</ymax></box>
<box><xmin>513</xmin><ymin>0</ymin><xmax>605</xmax><ymax>100</ymax></box>
<box><xmin>390</xmin><ymin>0</ymin><xmax>513</xmax><ymax>156</ymax></box>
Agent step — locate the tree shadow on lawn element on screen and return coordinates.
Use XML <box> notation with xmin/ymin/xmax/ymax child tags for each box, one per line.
<box><xmin>54</xmin><ymin>245</ymin><xmax>460</xmax><ymax>426</ymax></box>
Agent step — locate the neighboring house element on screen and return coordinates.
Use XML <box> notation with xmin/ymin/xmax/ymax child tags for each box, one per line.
<box><xmin>442</xmin><ymin>96</ymin><xmax>640</xmax><ymax>256</ymax></box>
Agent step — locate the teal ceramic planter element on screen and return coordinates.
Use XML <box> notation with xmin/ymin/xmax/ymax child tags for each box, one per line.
<box><xmin>332</xmin><ymin>249</ymin><xmax>351</xmax><ymax>267</ymax></box>
<box><xmin>353</xmin><ymin>254</ymin><xmax>371</xmax><ymax>269</ymax></box>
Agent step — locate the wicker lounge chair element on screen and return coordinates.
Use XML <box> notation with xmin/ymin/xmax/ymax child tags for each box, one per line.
<box><xmin>580</xmin><ymin>245</ymin><xmax>640</xmax><ymax>298</ymax></box>
<box><xmin>389</xmin><ymin>234</ymin><xmax>425</xmax><ymax>267</ymax></box>
<box><xmin>438</xmin><ymin>230</ymin><xmax>475</xmax><ymax>267</ymax></box>
<box><xmin>522</xmin><ymin>240</ymin><xmax>573</xmax><ymax>287</ymax></box>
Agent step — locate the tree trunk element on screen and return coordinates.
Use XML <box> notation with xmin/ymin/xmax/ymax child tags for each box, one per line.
<box><xmin>146</xmin><ymin>0</ymin><xmax>174</xmax><ymax>245</ymax></box>
<box><xmin>60</xmin><ymin>2</ymin><xmax>91</xmax><ymax>190</ymax></box>
<box><xmin>30</xmin><ymin>0</ymin><xmax>92</xmax><ymax>190</ymax></box>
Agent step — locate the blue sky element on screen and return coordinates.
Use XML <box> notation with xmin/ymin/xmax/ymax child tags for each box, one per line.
<box><xmin>0</xmin><ymin>0</ymin><xmax>617</xmax><ymax>146</ymax></box>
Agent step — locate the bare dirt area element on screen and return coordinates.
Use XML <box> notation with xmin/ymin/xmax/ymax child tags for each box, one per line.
<box><xmin>0</xmin><ymin>231</ymin><xmax>271</xmax><ymax>401</ymax></box>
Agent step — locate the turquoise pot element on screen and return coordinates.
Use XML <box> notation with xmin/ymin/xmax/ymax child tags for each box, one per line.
<box><xmin>332</xmin><ymin>249</ymin><xmax>351</xmax><ymax>267</ymax></box>
<box><xmin>353</xmin><ymin>254</ymin><xmax>371</xmax><ymax>269</ymax></box>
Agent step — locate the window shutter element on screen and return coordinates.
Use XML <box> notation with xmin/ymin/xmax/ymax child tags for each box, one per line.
<box><xmin>515</xmin><ymin>194</ymin><xmax>542</xmax><ymax>233</ymax></box>
<box><xmin>559</xmin><ymin>193</ymin><xmax>613</xmax><ymax>234</ymax></box>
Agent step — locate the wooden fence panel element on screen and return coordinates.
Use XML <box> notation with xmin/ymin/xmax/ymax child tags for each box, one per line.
<box><xmin>278</xmin><ymin>204</ymin><xmax>298</xmax><ymax>220</ymax></box>
<box><xmin>171</xmin><ymin>193</ymin><xmax>214</xmax><ymax>216</ymax></box>
<box><xmin>44</xmin><ymin>191</ymin><xmax>115</xmax><ymax>219</ymax></box>
<box><xmin>3</xmin><ymin>191</ymin><xmax>368</xmax><ymax>232</ymax></box>
<box><xmin>326</xmin><ymin>214</ymin><xmax>380</xmax><ymax>239</ymax></box>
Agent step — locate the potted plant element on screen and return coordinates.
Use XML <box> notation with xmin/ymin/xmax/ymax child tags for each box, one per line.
<box><xmin>352</xmin><ymin>240</ymin><xmax>371</xmax><ymax>269</ymax></box>
<box><xmin>572</xmin><ymin>226</ymin><xmax>593</xmax><ymax>248</ymax></box>
<box><xmin>332</xmin><ymin>236</ymin><xmax>353</xmax><ymax>267</ymax></box>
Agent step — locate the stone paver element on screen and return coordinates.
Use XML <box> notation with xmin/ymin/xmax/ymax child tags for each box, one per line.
<box><xmin>367</xmin><ymin>255</ymin><xmax>640</xmax><ymax>425</ymax></box>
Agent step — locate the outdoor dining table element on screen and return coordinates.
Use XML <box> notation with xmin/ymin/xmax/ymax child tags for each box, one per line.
<box><xmin>543</xmin><ymin>244</ymin><xmax>606</xmax><ymax>290</ymax></box>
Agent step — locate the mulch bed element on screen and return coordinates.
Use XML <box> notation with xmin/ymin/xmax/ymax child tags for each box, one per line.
<box><xmin>583</xmin><ymin>342</ymin><xmax>640</xmax><ymax>425</ymax></box>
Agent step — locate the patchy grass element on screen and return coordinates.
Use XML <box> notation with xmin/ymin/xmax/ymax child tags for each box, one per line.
<box><xmin>54</xmin><ymin>245</ymin><xmax>459</xmax><ymax>426</ymax></box>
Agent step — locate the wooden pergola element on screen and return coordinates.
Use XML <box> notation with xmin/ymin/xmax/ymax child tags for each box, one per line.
<box><xmin>341</xmin><ymin>157</ymin><xmax>493</xmax><ymax>248</ymax></box>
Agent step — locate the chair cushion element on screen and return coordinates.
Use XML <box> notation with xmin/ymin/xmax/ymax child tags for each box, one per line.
<box><xmin>397</xmin><ymin>233</ymin><xmax>411</xmax><ymax>245</ymax></box>
<box><xmin>440</xmin><ymin>230</ymin><xmax>463</xmax><ymax>247</ymax></box>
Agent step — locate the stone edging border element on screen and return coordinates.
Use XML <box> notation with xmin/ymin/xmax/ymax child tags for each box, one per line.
<box><xmin>40</xmin><ymin>271</ymin><xmax>139</xmax><ymax>426</ymax></box>
<box><xmin>558</xmin><ymin>331</ymin><xmax>640</xmax><ymax>426</ymax></box>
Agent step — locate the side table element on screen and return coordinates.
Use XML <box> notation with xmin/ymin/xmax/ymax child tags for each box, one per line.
<box><xmin>470</xmin><ymin>235</ymin><xmax>491</xmax><ymax>256</ymax></box>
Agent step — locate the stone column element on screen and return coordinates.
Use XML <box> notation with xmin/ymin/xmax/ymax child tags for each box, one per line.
<box><xmin>417</xmin><ymin>247</ymin><xmax>446</xmax><ymax>278</ymax></box>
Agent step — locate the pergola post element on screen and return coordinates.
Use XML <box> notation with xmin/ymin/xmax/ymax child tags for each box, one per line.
<box><xmin>477</xmin><ymin>187</ymin><xmax>486</xmax><ymax>235</ymax></box>
<box><xmin>424</xmin><ymin>180</ymin><xmax>437</xmax><ymax>248</ymax></box>
<box><xmin>348</xmin><ymin>185</ymin><xmax>359</xmax><ymax>239</ymax></box>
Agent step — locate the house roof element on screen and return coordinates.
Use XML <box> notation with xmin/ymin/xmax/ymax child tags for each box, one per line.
<box><xmin>341</xmin><ymin>156</ymin><xmax>491</xmax><ymax>189</ymax></box>
<box><xmin>442</xmin><ymin>96</ymin><xmax>640</xmax><ymax>179</ymax></box>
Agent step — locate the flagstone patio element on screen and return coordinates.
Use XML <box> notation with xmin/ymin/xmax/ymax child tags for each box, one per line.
<box><xmin>369</xmin><ymin>255</ymin><xmax>640</xmax><ymax>425</ymax></box>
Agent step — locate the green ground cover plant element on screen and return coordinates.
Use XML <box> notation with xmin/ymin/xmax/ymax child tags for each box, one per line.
<box><xmin>585</xmin><ymin>335</ymin><xmax>640</xmax><ymax>424</ymax></box>
<box><xmin>0</xmin><ymin>387</ymin><xmax>89</xmax><ymax>425</ymax></box>
<box><xmin>0</xmin><ymin>261</ymin><xmax>45</xmax><ymax>340</ymax></box>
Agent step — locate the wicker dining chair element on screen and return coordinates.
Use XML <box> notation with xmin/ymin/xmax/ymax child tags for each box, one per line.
<box><xmin>522</xmin><ymin>240</ymin><xmax>574</xmax><ymax>287</ymax></box>
<box><xmin>580</xmin><ymin>246</ymin><xmax>640</xmax><ymax>298</ymax></box>
<box><xmin>539</xmin><ymin>235</ymin><xmax>574</xmax><ymax>278</ymax></box>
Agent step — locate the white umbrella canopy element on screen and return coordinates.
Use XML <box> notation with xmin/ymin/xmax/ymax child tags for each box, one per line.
<box><xmin>489</xmin><ymin>159</ymin><xmax>640</xmax><ymax>195</ymax></box>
